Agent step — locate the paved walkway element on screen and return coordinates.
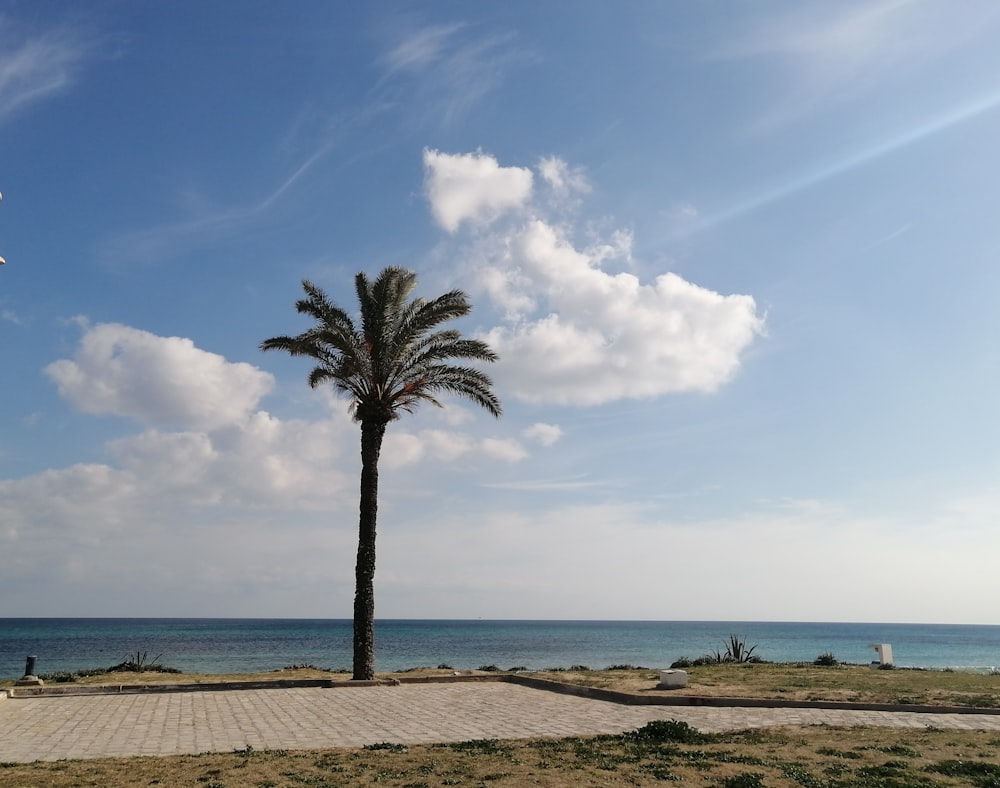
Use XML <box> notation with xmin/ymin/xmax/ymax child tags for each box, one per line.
<box><xmin>3</xmin><ymin>683</ymin><xmax>1000</xmax><ymax>763</ymax></box>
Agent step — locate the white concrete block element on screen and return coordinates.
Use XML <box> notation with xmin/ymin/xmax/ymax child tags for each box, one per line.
<box><xmin>657</xmin><ymin>669</ymin><xmax>688</xmax><ymax>689</ymax></box>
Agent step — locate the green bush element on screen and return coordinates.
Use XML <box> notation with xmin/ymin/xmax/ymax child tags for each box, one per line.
<box><xmin>625</xmin><ymin>719</ymin><xmax>707</xmax><ymax>744</ymax></box>
<box><xmin>363</xmin><ymin>742</ymin><xmax>407</xmax><ymax>753</ymax></box>
<box><xmin>37</xmin><ymin>672</ymin><xmax>81</xmax><ymax>683</ymax></box>
<box><xmin>814</xmin><ymin>652</ymin><xmax>839</xmax><ymax>666</ymax></box>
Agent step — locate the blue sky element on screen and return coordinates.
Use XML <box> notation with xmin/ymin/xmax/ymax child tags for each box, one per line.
<box><xmin>3</xmin><ymin>1</ymin><xmax>1000</xmax><ymax>624</ymax></box>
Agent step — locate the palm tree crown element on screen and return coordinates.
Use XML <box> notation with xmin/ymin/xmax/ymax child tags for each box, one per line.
<box><xmin>261</xmin><ymin>267</ymin><xmax>501</xmax><ymax>424</ymax></box>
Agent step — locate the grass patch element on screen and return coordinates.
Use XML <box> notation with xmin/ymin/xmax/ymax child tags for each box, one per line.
<box><xmin>525</xmin><ymin>663</ymin><xmax>1000</xmax><ymax>707</ymax></box>
<box><xmin>2</xmin><ymin>726</ymin><xmax>999</xmax><ymax>787</ymax></box>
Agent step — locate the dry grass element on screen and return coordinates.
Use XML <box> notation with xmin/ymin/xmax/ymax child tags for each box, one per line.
<box><xmin>527</xmin><ymin>663</ymin><xmax>1000</xmax><ymax>707</ymax></box>
<box><xmin>11</xmin><ymin>662</ymin><xmax>997</xmax><ymax>708</ymax></box>
<box><xmin>2</xmin><ymin>724</ymin><xmax>1000</xmax><ymax>787</ymax></box>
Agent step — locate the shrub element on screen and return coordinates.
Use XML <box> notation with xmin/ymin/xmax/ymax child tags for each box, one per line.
<box><xmin>37</xmin><ymin>672</ymin><xmax>80</xmax><ymax>683</ymax></box>
<box><xmin>814</xmin><ymin>652</ymin><xmax>839</xmax><ymax>666</ymax></box>
<box><xmin>363</xmin><ymin>742</ymin><xmax>408</xmax><ymax>753</ymax></box>
<box><xmin>625</xmin><ymin>719</ymin><xmax>707</xmax><ymax>744</ymax></box>
<box><xmin>477</xmin><ymin>664</ymin><xmax>501</xmax><ymax>672</ymax></box>
<box><xmin>437</xmin><ymin>663</ymin><xmax>453</xmax><ymax>670</ymax></box>
<box><xmin>108</xmin><ymin>650</ymin><xmax>180</xmax><ymax>674</ymax></box>
<box><xmin>670</xmin><ymin>657</ymin><xmax>693</xmax><ymax>669</ymax></box>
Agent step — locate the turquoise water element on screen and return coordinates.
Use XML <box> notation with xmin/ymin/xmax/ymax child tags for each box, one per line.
<box><xmin>2</xmin><ymin>619</ymin><xmax>999</xmax><ymax>679</ymax></box>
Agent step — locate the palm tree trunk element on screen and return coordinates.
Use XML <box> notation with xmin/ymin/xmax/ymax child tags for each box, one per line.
<box><xmin>354</xmin><ymin>418</ymin><xmax>386</xmax><ymax>680</ymax></box>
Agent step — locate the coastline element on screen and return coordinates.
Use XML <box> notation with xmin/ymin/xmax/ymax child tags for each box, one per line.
<box><xmin>4</xmin><ymin>618</ymin><xmax>1000</xmax><ymax>679</ymax></box>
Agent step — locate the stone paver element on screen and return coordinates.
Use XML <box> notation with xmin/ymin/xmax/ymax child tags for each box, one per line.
<box><xmin>2</xmin><ymin>683</ymin><xmax>1000</xmax><ymax>763</ymax></box>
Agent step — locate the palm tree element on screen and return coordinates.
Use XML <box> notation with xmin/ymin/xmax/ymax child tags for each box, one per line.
<box><xmin>261</xmin><ymin>267</ymin><xmax>501</xmax><ymax>680</ymax></box>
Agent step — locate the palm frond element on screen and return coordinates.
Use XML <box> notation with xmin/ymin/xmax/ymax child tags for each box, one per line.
<box><xmin>263</xmin><ymin>269</ymin><xmax>501</xmax><ymax>422</ymax></box>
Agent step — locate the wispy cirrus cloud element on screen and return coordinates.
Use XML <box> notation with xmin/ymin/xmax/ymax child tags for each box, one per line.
<box><xmin>378</xmin><ymin>22</ymin><xmax>532</xmax><ymax>126</ymax></box>
<box><xmin>713</xmin><ymin>0</ymin><xmax>1000</xmax><ymax>131</ymax></box>
<box><xmin>0</xmin><ymin>23</ymin><xmax>97</xmax><ymax>124</ymax></box>
<box><xmin>99</xmin><ymin>138</ymin><xmax>338</xmax><ymax>265</ymax></box>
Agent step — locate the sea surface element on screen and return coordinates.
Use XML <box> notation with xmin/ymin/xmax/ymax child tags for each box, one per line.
<box><xmin>2</xmin><ymin>619</ymin><xmax>999</xmax><ymax>680</ymax></box>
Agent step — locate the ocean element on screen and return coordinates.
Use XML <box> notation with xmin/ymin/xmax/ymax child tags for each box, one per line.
<box><xmin>2</xmin><ymin>619</ymin><xmax>999</xmax><ymax>680</ymax></box>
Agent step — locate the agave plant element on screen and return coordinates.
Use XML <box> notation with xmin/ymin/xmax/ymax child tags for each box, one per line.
<box><xmin>703</xmin><ymin>634</ymin><xmax>760</xmax><ymax>664</ymax></box>
<box><xmin>723</xmin><ymin>634</ymin><xmax>759</xmax><ymax>663</ymax></box>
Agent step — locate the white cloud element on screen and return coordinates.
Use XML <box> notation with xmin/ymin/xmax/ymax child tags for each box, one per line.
<box><xmin>0</xmin><ymin>25</ymin><xmax>96</xmax><ymax>123</ymax></box>
<box><xmin>45</xmin><ymin>323</ymin><xmax>274</xmax><ymax>431</ymax></box>
<box><xmin>423</xmin><ymin>149</ymin><xmax>533</xmax><ymax>233</ymax></box>
<box><xmin>423</xmin><ymin>150</ymin><xmax>763</xmax><ymax>405</ymax></box>
<box><xmin>382</xmin><ymin>428</ymin><xmax>527</xmax><ymax>469</ymax></box>
<box><xmin>381</xmin><ymin>23</ymin><xmax>466</xmax><ymax>75</ymax></box>
<box><xmin>538</xmin><ymin>156</ymin><xmax>590</xmax><ymax>201</ymax></box>
<box><xmin>380</xmin><ymin>25</ymin><xmax>529</xmax><ymax>126</ymax></box>
<box><xmin>481</xmin><ymin>437</ymin><xmax>528</xmax><ymax>462</ymax></box>
<box><xmin>106</xmin><ymin>411</ymin><xmax>357</xmax><ymax>511</ymax></box>
<box><xmin>713</xmin><ymin>1</ymin><xmax>1000</xmax><ymax>130</ymax></box>
<box><xmin>481</xmin><ymin>219</ymin><xmax>763</xmax><ymax>405</ymax></box>
<box><xmin>723</xmin><ymin>0</ymin><xmax>997</xmax><ymax>69</ymax></box>
<box><xmin>0</xmin><ymin>463</ymin><xmax>141</xmax><ymax>547</ymax></box>
<box><xmin>523</xmin><ymin>422</ymin><xmax>563</xmax><ymax>446</ymax></box>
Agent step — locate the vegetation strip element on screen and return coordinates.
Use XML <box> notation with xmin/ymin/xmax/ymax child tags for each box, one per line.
<box><xmin>504</xmin><ymin>674</ymin><xmax>1000</xmax><ymax>715</ymax></box>
<box><xmin>8</xmin><ymin>671</ymin><xmax>1000</xmax><ymax>716</ymax></box>
<box><xmin>3</xmin><ymin>720</ymin><xmax>1000</xmax><ymax>788</ymax></box>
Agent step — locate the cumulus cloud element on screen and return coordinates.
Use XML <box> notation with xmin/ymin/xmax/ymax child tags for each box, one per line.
<box><xmin>0</xmin><ymin>464</ymin><xmax>140</xmax><ymax>547</ymax></box>
<box><xmin>423</xmin><ymin>148</ymin><xmax>533</xmax><ymax>233</ymax></box>
<box><xmin>523</xmin><ymin>423</ymin><xmax>563</xmax><ymax>446</ymax></box>
<box><xmin>422</xmin><ymin>149</ymin><xmax>763</xmax><ymax>406</ymax></box>
<box><xmin>45</xmin><ymin>323</ymin><xmax>274</xmax><ymax>431</ymax></box>
<box><xmin>106</xmin><ymin>411</ymin><xmax>357</xmax><ymax>511</ymax></box>
<box><xmin>538</xmin><ymin>156</ymin><xmax>590</xmax><ymax>201</ymax></box>
<box><xmin>484</xmin><ymin>219</ymin><xmax>762</xmax><ymax>405</ymax></box>
<box><xmin>382</xmin><ymin>428</ymin><xmax>527</xmax><ymax>469</ymax></box>
<box><xmin>481</xmin><ymin>437</ymin><xmax>529</xmax><ymax>462</ymax></box>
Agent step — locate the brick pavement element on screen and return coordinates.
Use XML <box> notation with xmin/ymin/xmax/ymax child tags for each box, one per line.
<box><xmin>3</xmin><ymin>682</ymin><xmax>1000</xmax><ymax>763</ymax></box>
